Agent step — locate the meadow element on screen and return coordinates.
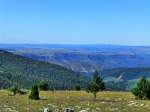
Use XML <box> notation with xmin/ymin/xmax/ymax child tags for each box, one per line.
<box><xmin>0</xmin><ymin>90</ymin><xmax>150</xmax><ymax>112</ymax></box>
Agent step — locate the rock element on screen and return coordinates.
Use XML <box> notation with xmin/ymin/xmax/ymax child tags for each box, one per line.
<box><xmin>64</xmin><ymin>108</ymin><xmax>74</xmax><ymax>112</ymax></box>
<box><xmin>44</xmin><ymin>108</ymin><xmax>52</xmax><ymax>112</ymax></box>
<box><xmin>79</xmin><ymin>110</ymin><xmax>88</xmax><ymax>112</ymax></box>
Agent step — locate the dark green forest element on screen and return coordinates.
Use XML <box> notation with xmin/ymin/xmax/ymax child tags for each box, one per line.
<box><xmin>0</xmin><ymin>50</ymin><xmax>89</xmax><ymax>89</ymax></box>
<box><xmin>1</xmin><ymin>50</ymin><xmax>150</xmax><ymax>91</ymax></box>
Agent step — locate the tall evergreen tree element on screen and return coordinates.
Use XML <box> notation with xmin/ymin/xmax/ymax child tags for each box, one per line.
<box><xmin>87</xmin><ymin>70</ymin><xmax>105</xmax><ymax>99</ymax></box>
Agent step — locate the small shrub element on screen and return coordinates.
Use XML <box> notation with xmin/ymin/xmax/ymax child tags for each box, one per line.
<box><xmin>38</xmin><ymin>80</ymin><xmax>48</xmax><ymax>91</ymax></box>
<box><xmin>131</xmin><ymin>77</ymin><xmax>150</xmax><ymax>100</ymax></box>
<box><xmin>29</xmin><ymin>85</ymin><xmax>39</xmax><ymax>100</ymax></box>
<box><xmin>75</xmin><ymin>85</ymin><xmax>81</xmax><ymax>91</ymax></box>
<box><xmin>9</xmin><ymin>86</ymin><xmax>19</xmax><ymax>96</ymax></box>
<box><xmin>9</xmin><ymin>86</ymin><xmax>27</xmax><ymax>96</ymax></box>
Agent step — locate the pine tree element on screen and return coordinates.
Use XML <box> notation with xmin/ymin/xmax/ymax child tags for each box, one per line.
<box><xmin>87</xmin><ymin>70</ymin><xmax>105</xmax><ymax>99</ymax></box>
<box><xmin>132</xmin><ymin>77</ymin><xmax>150</xmax><ymax>100</ymax></box>
<box><xmin>29</xmin><ymin>85</ymin><xmax>39</xmax><ymax>100</ymax></box>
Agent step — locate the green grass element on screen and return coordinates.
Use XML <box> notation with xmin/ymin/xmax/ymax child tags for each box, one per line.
<box><xmin>0</xmin><ymin>90</ymin><xmax>150</xmax><ymax>112</ymax></box>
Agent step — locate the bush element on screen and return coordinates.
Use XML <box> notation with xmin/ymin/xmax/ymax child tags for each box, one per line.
<box><xmin>9</xmin><ymin>86</ymin><xmax>19</xmax><ymax>95</ymax></box>
<box><xmin>9</xmin><ymin>86</ymin><xmax>28</xmax><ymax>96</ymax></box>
<box><xmin>131</xmin><ymin>77</ymin><xmax>150</xmax><ymax>100</ymax></box>
<box><xmin>38</xmin><ymin>80</ymin><xmax>48</xmax><ymax>91</ymax></box>
<box><xmin>75</xmin><ymin>85</ymin><xmax>81</xmax><ymax>91</ymax></box>
<box><xmin>29</xmin><ymin>85</ymin><xmax>39</xmax><ymax>100</ymax></box>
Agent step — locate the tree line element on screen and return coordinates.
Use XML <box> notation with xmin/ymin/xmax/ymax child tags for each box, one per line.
<box><xmin>9</xmin><ymin>69</ymin><xmax>150</xmax><ymax>101</ymax></box>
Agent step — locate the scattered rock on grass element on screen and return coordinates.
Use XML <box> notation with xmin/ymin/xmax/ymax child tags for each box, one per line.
<box><xmin>79</xmin><ymin>110</ymin><xmax>88</xmax><ymax>112</ymax></box>
<box><xmin>44</xmin><ymin>108</ymin><xmax>52</xmax><ymax>112</ymax></box>
<box><xmin>64</xmin><ymin>108</ymin><xmax>74</xmax><ymax>112</ymax></box>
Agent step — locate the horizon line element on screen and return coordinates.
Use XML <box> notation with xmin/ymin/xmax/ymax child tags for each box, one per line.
<box><xmin>0</xmin><ymin>43</ymin><xmax>150</xmax><ymax>47</ymax></box>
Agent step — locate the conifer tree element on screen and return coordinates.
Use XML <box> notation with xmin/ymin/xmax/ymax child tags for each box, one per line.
<box><xmin>87</xmin><ymin>70</ymin><xmax>105</xmax><ymax>99</ymax></box>
<box><xmin>132</xmin><ymin>77</ymin><xmax>150</xmax><ymax>100</ymax></box>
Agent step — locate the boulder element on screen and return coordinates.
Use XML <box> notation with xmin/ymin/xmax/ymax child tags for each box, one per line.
<box><xmin>44</xmin><ymin>108</ymin><xmax>52</xmax><ymax>112</ymax></box>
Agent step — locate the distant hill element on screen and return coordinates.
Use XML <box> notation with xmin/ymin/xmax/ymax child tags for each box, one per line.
<box><xmin>102</xmin><ymin>68</ymin><xmax>150</xmax><ymax>90</ymax></box>
<box><xmin>3</xmin><ymin>44</ymin><xmax>150</xmax><ymax>75</ymax></box>
<box><xmin>0</xmin><ymin>50</ymin><xmax>89</xmax><ymax>89</ymax></box>
<box><xmin>1</xmin><ymin>44</ymin><xmax>150</xmax><ymax>90</ymax></box>
<box><xmin>102</xmin><ymin>67</ymin><xmax>150</xmax><ymax>80</ymax></box>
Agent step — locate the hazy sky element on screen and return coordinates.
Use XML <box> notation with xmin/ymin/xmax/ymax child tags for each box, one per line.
<box><xmin>0</xmin><ymin>0</ymin><xmax>150</xmax><ymax>45</ymax></box>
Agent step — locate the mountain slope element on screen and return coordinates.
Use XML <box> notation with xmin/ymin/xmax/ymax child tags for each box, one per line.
<box><xmin>1</xmin><ymin>44</ymin><xmax>150</xmax><ymax>90</ymax></box>
<box><xmin>102</xmin><ymin>67</ymin><xmax>150</xmax><ymax>80</ymax></box>
<box><xmin>3</xmin><ymin>44</ymin><xmax>150</xmax><ymax>75</ymax></box>
<box><xmin>102</xmin><ymin>68</ymin><xmax>150</xmax><ymax>90</ymax></box>
<box><xmin>0</xmin><ymin>50</ymin><xmax>89</xmax><ymax>89</ymax></box>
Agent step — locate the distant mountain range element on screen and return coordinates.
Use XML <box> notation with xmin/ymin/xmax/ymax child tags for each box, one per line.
<box><xmin>1</xmin><ymin>44</ymin><xmax>150</xmax><ymax>73</ymax></box>
<box><xmin>1</xmin><ymin>44</ymin><xmax>150</xmax><ymax>90</ymax></box>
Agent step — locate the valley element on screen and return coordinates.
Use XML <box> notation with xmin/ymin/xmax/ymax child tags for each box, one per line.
<box><xmin>1</xmin><ymin>44</ymin><xmax>150</xmax><ymax>90</ymax></box>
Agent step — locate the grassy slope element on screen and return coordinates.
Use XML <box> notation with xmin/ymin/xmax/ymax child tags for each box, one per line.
<box><xmin>0</xmin><ymin>90</ymin><xmax>150</xmax><ymax>112</ymax></box>
<box><xmin>0</xmin><ymin>50</ymin><xmax>89</xmax><ymax>89</ymax></box>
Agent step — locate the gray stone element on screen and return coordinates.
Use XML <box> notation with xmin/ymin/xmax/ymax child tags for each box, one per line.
<box><xmin>44</xmin><ymin>108</ymin><xmax>52</xmax><ymax>112</ymax></box>
<box><xmin>64</xmin><ymin>108</ymin><xmax>74</xmax><ymax>112</ymax></box>
<box><xmin>79</xmin><ymin>110</ymin><xmax>88</xmax><ymax>112</ymax></box>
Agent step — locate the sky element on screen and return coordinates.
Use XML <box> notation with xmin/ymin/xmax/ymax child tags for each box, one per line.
<box><xmin>0</xmin><ymin>0</ymin><xmax>150</xmax><ymax>45</ymax></box>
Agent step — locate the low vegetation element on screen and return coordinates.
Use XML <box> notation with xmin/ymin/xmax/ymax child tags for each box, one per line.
<box><xmin>132</xmin><ymin>77</ymin><xmax>150</xmax><ymax>100</ymax></box>
<box><xmin>0</xmin><ymin>90</ymin><xmax>150</xmax><ymax>112</ymax></box>
<box><xmin>29</xmin><ymin>85</ymin><xmax>40</xmax><ymax>100</ymax></box>
<box><xmin>9</xmin><ymin>86</ymin><xmax>27</xmax><ymax>96</ymax></box>
<box><xmin>38</xmin><ymin>80</ymin><xmax>49</xmax><ymax>91</ymax></box>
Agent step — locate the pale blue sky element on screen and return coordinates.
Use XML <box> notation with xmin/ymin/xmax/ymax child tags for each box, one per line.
<box><xmin>0</xmin><ymin>0</ymin><xmax>150</xmax><ymax>45</ymax></box>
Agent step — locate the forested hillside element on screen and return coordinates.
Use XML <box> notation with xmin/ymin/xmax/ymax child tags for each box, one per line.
<box><xmin>102</xmin><ymin>68</ymin><xmax>150</xmax><ymax>90</ymax></box>
<box><xmin>0</xmin><ymin>50</ymin><xmax>89</xmax><ymax>89</ymax></box>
